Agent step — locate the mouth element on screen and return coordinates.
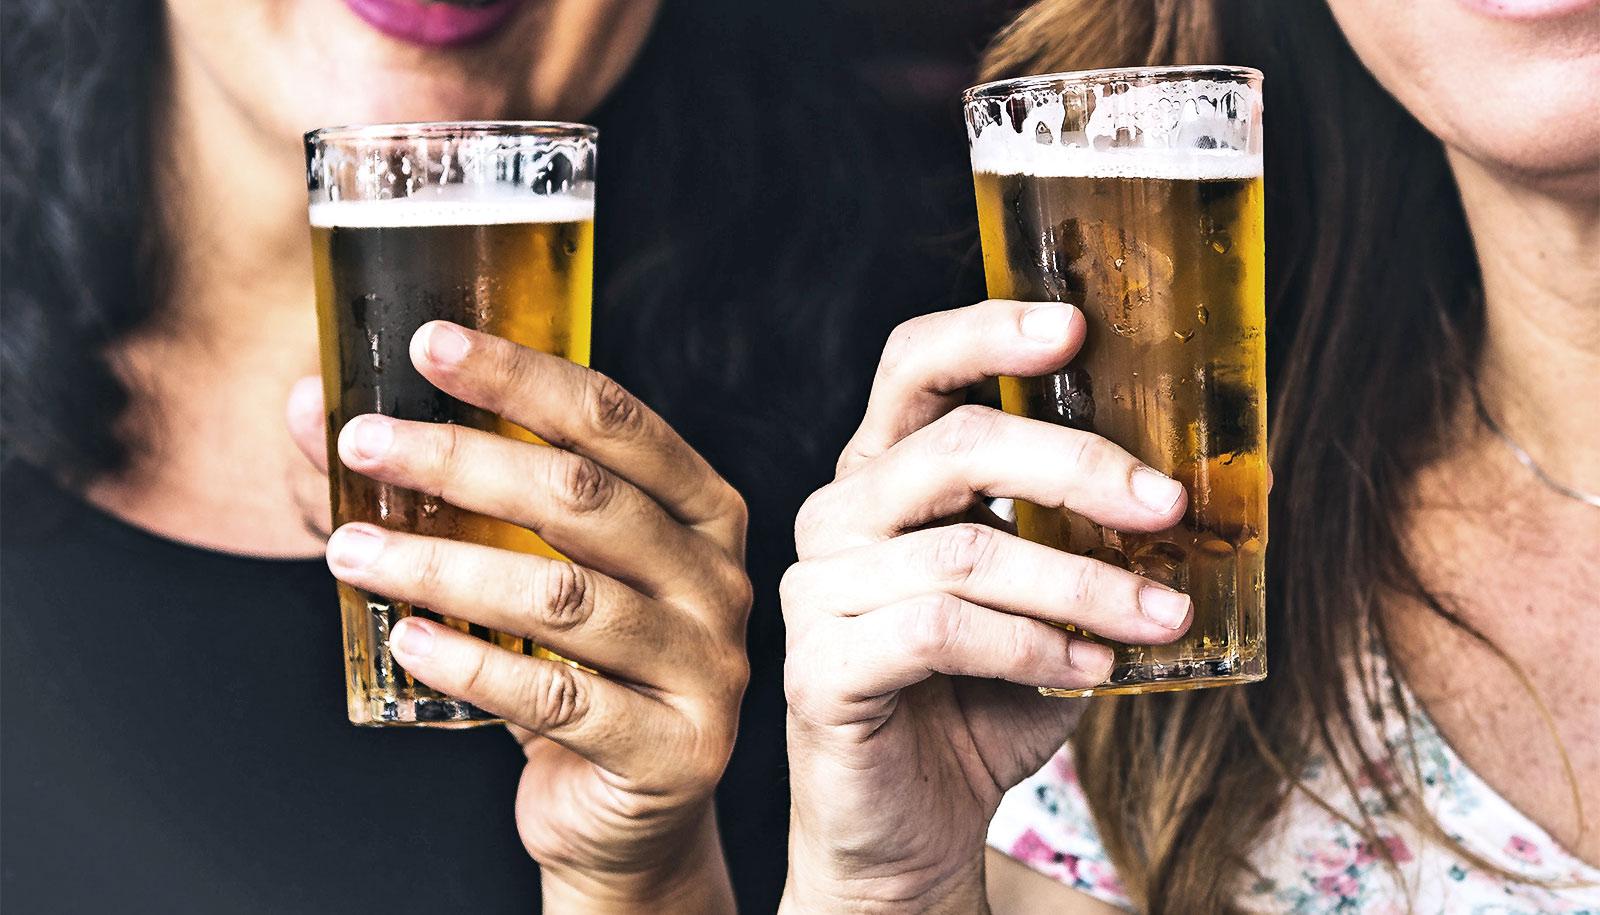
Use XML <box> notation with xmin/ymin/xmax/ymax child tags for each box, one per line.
<box><xmin>342</xmin><ymin>0</ymin><xmax>524</xmax><ymax>48</ymax></box>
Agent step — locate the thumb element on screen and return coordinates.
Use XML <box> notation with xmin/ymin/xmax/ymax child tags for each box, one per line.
<box><xmin>286</xmin><ymin>376</ymin><xmax>330</xmax><ymax>475</ymax></box>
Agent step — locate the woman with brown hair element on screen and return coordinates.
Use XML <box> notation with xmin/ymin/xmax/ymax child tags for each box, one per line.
<box><xmin>781</xmin><ymin>0</ymin><xmax>1598</xmax><ymax>911</ymax></box>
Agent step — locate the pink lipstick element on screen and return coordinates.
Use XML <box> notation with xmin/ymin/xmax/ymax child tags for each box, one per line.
<box><xmin>343</xmin><ymin>0</ymin><xmax>522</xmax><ymax>48</ymax></box>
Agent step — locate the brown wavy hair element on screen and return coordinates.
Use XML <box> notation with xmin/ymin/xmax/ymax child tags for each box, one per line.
<box><xmin>980</xmin><ymin>1</ymin><xmax>1576</xmax><ymax>912</ymax></box>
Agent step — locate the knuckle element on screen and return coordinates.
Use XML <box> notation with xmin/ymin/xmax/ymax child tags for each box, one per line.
<box><xmin>525</xmin><ymin>663</ymin><xmax>587</xmax><ymax>731</ymax></box>
<box><xmin>481</xmin><ymin>338</ymin><xmax>524</xmax><ymax>405</ymax></box>
<box><xmin>1063</xmin><ymin>556</ymin><xmax>1098</xmax><ymax>610</ymax></box>
<box><xmin>412</xmin><ymin>540</ymin><xmax>451</xmax><ymax>596</ymax></box>
<box><xmin>1062</xmin><ymin>429</ymin><xmax>1112</xmax><ymax>479</ymax></box>
<box><xmin>549</xmin><ymin>451</ymin><xmax>612</xmax><ymax>514</ymax></box>
<box><xmin>834</xmin><ymin>442</ymin><xmax>870</xmax><ymax>478</ymax></box>
<box><xmin>455</xmin><ymin>642</ymin><xmax>494</xmax><ymax>700</ymax></box>
<box><xmin>927</xmin><ymin>522</ymin><xmax>998</xmax><ymax>586</ymax></box>
<box><xmin>428</xmin><ymin>424</ymin><xmax>467</xmax><ymax>493</ymax></box>
<box><xmin>716</xmin><ymin>561</ymin><xmax>754</xmax><ymax>615</ymax></box>
<box><xmin>782</xmin><ymin>651</ymin><xmax>819</xmax><ymax>715</ymax></box>
<box><xmin>534</xmin><ymin>562</ymin><xmax>592</xmax><ymax>631</ymax></box>
<box><xmin>1006</xmin><ymin>622</ymin><xmax>1053</xmax><ymax>672</ymax></box>
<box><xmin>584</xmin><ymin>374</ymin><xmax>645</xmax><ymax>438</ymax></box>
<box><xmin>900</xmin><ymin>593</ymin><xmax>964</xmax><ymax>662</ymax></box>
<box><xmin>792</xmin><ymin>488</ymin><xmax>835</xmax><ymax>558</ymax></box>
<box><xmin>707</xmin><ymin>644</ymin><xmax>752</xmax><ymax>705</ymax></box>
<box><xmin>780</xmin><ymin>626</ymin><xmax>845</xmax><ymax>720</ymax></box>
<box><xmin>930</xmin><ymin>404</ymin><xmax>999</xmax><ymax>458</ymax></box>
<box><xmin>718</xmin><ymin>483</ymin><xmax>750</xmax><ymax>532</ymax></box>
<box><xmin>876</xmin><ymin>321</ymin><xmax>922</xmax><ymax>380</ymax></box>
<box><xmin>778</xmin><ymin>563</ymin><xmax>810</xmax><ymax>615</ymax></box>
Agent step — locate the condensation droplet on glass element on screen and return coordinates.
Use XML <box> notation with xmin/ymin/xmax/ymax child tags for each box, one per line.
<box><xmin>1113</xmin><ymin>256</ymin><xmax>1126</xmax><ymax>269</ymax></box>
<box><xmin>1209</xmin><ymin>232</ymin><xmax>1232</xmax><ymax>255</ymax></box>
<box><xmin>1196</xmin><ymin>305</ymin><xmax>1210</xmax><ymax>325</ymax></box>
<box><xmin>1174</xmin><ymin>329</ymin><xmax>1195</xmax><ymax>342</ymax></box>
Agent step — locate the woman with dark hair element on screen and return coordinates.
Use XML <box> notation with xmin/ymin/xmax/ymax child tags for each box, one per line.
<box><xmin>0</xmin><ymin>1</ymin><xmax>952</xmax><ymax>911</ymax></box>
<box><xmin>782</xmin><ymin>0</ymin><xmax>1598</xmax><ymax>912</ymax></box>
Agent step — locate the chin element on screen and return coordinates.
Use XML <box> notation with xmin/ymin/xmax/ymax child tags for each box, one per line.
<box><xmin>1437</xmin><ymin>58</ymin><xmax>1600</xmax><ymax>195</ymax></box>
<box><xmin>1329</xmin><ymin>0</ymin><xmax>1600</xmax><ymax>195</ymax></box>
<box><xmin>167</xmin><ymin>0</ymin><xmax>545</xmax><ymax>145</ymax></box>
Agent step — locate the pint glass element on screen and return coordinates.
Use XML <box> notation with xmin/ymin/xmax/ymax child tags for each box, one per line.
<box><xmin>306</xmin><ymin>122</ymin><xmax>596</xmax><ymax>725</ymax></box>
<box><xmin>964</xmin><ymin>68</ymin><xmax>1266</xmax><ymax>696</ymax></box>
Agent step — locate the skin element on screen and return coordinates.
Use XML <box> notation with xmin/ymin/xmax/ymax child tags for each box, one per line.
<box><xmin>87</xmin><ymin>1</ymin><xmax>751</xmax><ymax>911</ymax></box>
<box><xmin>780</xmin><ymin>301</ymin><xmax>1193</xmax><ymax>912</ymax></box>
<box><xmin>1328</xmin><ymin>0</ymin><xmax>1600</xmax><ymax>869</ymax></box>
<box><xmin>781</xmin><ymin>0</ymin><xmax>1600</xmax><ymax>910</ymax></box>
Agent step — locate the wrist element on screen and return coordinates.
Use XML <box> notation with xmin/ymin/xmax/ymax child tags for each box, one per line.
<box><xmin>781</xmin><ymin>836</ymin><xmax>989</xmax><ymax>915</ymax></box>
<box><xmin>539</xmin><ymin>805</ymin><xmax>734</xmax><ymax>915</ymax></box>
<box><xmin>780</xmin><ymin>870</ymin><xmax>989</xmax><ymax>915</ymax></box>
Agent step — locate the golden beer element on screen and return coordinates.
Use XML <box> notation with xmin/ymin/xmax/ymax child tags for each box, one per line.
<box><xmin>965</xmin><ymin>69</ymin><xmax>1266</xmax><ymax>695</ymax></box>
<box><xmin>307</xmin><ymin>122</ymin><xmax>597</xmax><ymax>725</ymax></box>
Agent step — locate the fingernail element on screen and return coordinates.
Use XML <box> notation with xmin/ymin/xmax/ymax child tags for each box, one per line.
<box><xmin>424</xmin><ymin>322</ymin><xmax>471</xmax><ymax>365</ymax></box>
<box><xmin>1140</xmin><ymin>586</ymin><xmax>1192</xmax><ymax>630</ymax></box>
<box><xmin>327</xmin><ymin>524</ymin><xmax>385</xmax><ymax>570</ymax></box>
<box><xmin>1019</xmin><ymin>304</ymin><xmax>1076</xmax><ymax>343</ymax></box>
<box><xmin>390</xmin><ymin>618</ymin><xmax>435</xmax><ymax>660</ymax></box>
<box><xmin>1131</xmin><ymin>467</ymin><xmax>1183</xmax><ymax>514</ymax></box>
<box><xmin>350</xmin><ymin>415</ymin><xmax>394</xmax><ymax>460</ymax></box>
<box><xmin>1068</xmin><ymin>639</ymin><xmax>1115</xmax><ymax>676</ymax></box>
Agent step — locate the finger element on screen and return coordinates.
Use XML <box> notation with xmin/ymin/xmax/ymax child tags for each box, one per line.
<box><xmin>409</xmin><ymin>322</ymin><xmax>745</xmax><ymax>553</ymax></box>
<box><xmin>782</xmin><ymin>524</ymin><xmax>1191</xmax><ymax>645</ymax></box>
<box><xmin>836</xmin><ymin>300</ymin><xmax>1085</xmax><ymax>475</ymax></box>
<box><xmin>797</xmin><ymin>406</ymin><xmax>1185</xmax><ymax>555</ymax></box>
<box><xmin>387</xmin><ymin>616</ymin><xmax>692</xmax><ymax>782</ymax></box>
<box><xmin>326</xmin><ymin>524</ymin><xmax>712</xmax><ymax>689</ymax></box>
<box><xmin>785</xmin><ymin>593</ymin><xmax>1113</xmax><ymax>720</ymax></box>
<box><xmin>336</xmin><ymin>415</ymin><xmax>743</xmax><ymax>605</ymax></box>
<box><xmin>286</xmin><ymin>376</ymin><xmax>329</xmax><ymax>475</ymax></box>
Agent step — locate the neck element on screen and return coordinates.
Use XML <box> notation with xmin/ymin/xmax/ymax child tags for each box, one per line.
<box><xmin>1451</xmin><ymin>149</ymin><xmax>1600</xmax><ymax>493</ymax></box>
<box><xmin>90</xmin><ymin>33</ymin><xmax>327</xmax><ymax>556</ymax></box>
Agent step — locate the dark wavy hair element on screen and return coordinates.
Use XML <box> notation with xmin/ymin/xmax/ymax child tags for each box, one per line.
<box><xmin>1</xmin><ymin>1</ymin><xmax>971</xmax><ymax>909</ymax></box>
<box><xmin>1</xmin><ymin>1</ymin><xmax>165</xmax><ymax>480</ymax></box>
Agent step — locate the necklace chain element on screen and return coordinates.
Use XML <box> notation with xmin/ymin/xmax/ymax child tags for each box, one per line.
<box><xmin>1472</xmin><ymin>388</ymin><xmax>1600</xmax><ymax>509</ymax></box>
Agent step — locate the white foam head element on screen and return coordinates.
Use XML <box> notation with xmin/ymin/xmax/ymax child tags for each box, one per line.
<box><xmin>310</xmin><ymin>188</ymin><xmax>593</xmax><ymax>228</ymax></box>
<box><xmin>967</xmin><ymin>76</ymin><xmax>1262</xmax><ymax>180</ymax></box>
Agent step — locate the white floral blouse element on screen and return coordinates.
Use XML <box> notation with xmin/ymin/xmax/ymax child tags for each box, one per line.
<box><xmin>988</xmin><ymin>651</ymin><xmax>1600</xmax><ymax>914</ymax></box>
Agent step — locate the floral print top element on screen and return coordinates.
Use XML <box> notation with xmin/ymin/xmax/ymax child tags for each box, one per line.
<box><xmin>988</xmin><ymin>650</ymin><xmax>1600</xmax><ymax>914</ymax></box>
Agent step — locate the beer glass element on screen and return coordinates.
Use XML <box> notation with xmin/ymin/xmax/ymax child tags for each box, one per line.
<box><xmin>306</xmin><ymin>122</ymin><xmax>596</xmax><ymax>726</ymax></box>
<box><xmin>964</xmin><ymin>68</ymin><xmax>1266</xmax><ymax>696</ymax></box>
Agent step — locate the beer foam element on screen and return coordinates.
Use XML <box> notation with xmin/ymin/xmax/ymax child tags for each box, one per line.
<box><xmin>967</xmin><ymin>77</ymin><xmax>1262</xmax><ymax>180</ymax></box>
<box><xmin>309</xmin><ymin>193</ymin><xmax>594</xmax><ymax>228</ymax></box>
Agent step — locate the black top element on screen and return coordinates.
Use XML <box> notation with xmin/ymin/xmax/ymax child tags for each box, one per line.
<box><xmin>0</xmin><ymin>462</ymin><xmax>789</xmax><ymax>913</ymax></box>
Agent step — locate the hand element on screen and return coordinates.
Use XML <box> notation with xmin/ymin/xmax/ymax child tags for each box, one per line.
<box><xmin>779</xmin><ymin>300</ymin><xmax>1192</xmax><ymax>913</ymax></box>
<box><xmin>287</xmin><ymin>321</ymin><xmax>750</xmax><ymax>913</ymax></box>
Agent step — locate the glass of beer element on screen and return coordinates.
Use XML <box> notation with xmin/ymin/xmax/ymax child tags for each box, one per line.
<box><xmin>305</xmin><ymin>122</ymin><xmax>596</xmax><ymax>726</ymax></box>
<box><xmin>964</xmin><ymin>67</ymin><xmax>1266</xmax><ymax>696</ymax></box>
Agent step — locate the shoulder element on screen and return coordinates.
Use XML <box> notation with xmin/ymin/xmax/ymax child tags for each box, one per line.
<box><xmin>986</xmin><ymin>744</ymin><xmax>1134</xmax><ymax>911</ymax></box>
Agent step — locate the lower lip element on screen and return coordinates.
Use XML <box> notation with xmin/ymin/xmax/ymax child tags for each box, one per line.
<box><xmin>1456</xmin><ymin>0</ymin><xmax>1600</xmax><ymax>20</ymax></box>
<box><xmin>343</xmin><ymin>0</ymin><xmax>521</xmax><ymax>48</ymax></box>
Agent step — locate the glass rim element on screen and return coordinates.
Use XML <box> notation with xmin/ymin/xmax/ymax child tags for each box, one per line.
<box><xmin>963</xmin><ymin>65</ymin><xmax>1262</xmax><ymax>103</ymax></box>
<box><xmin>305</xmin><ymin>120</ymin><xmax>598</xmax><ymax>145</ymax></box>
